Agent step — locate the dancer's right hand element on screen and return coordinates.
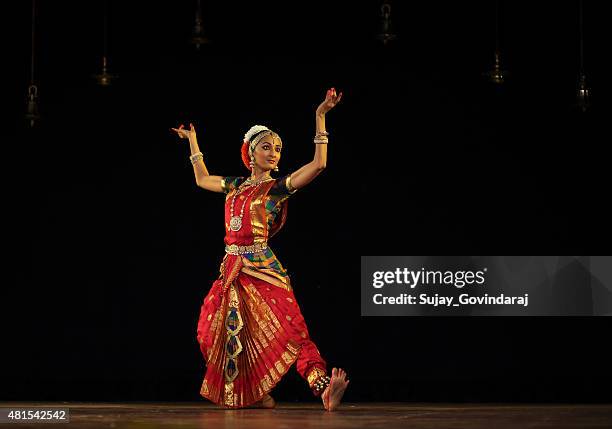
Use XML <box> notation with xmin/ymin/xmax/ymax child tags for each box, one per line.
<box><xmin>171</xmin><ymin>123</ymin><xmax>196</xmax><ymax>140</ymax></box>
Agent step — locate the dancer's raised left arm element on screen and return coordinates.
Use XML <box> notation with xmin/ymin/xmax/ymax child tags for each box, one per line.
<box><xmin>289</xmin><ymin>88</ymin><xmax>343</xmax><ymax>190</ymax></box>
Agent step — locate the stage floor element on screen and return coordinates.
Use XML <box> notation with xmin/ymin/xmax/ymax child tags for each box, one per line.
<box><xmin>1</xmin><ymin>402</ymin><xmax>611</xmax><ymax>428</ymax></box>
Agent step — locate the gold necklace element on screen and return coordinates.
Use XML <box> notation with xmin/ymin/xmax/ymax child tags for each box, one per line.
<box><xmin>242</xmin><ymin>175</ymin><xmax>273</xmax><ymax>187</ymax></box>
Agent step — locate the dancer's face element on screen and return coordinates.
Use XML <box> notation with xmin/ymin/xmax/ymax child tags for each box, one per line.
<box><xmin>253</xmin><ymin>134</ymin><xmax>282</xmax><ymax>172</ymax></box>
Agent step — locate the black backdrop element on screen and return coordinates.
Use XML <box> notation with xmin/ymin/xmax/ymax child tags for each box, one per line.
<box><xmin>3</xmin><ymin>1</ymin><xmax>611</xmax><ymax>402</ymax></box>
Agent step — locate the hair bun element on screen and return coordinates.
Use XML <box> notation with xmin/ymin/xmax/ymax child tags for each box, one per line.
<box><xmin>240</xmin><ymin>141</ymin><xmax>251</xmax><ymax>171</ymax></box>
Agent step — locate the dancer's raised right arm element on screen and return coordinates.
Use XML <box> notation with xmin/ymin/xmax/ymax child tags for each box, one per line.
<box><xmin>171</xmin><ymin>123</ymin><xmax>224</xmax><ymax>193</ymax></box>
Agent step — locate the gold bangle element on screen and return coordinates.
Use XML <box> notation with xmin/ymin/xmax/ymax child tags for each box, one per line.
<box><xmin>190</xmin><ymin>152</ymin><xmax>203</xmax><ymax>164</ymax></box>
<box><xmin>286</xmin><ymin>175</ymin><xmax>297</xmax><ymax>194</ymax></box>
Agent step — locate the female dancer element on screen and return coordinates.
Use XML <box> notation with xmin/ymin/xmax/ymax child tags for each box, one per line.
<box><xmin>171</xmin><ymin>88</ymin><xmax>349</xmax><ymax>410</ymax></box>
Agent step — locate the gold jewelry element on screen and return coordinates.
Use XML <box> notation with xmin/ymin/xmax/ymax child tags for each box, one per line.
<box><xmin>225</xmin><ymin>242</ymin><xmax>268</xmax><ymax>255</ymax></box>
<box><xmin>229</xmin><ymin>184</ymin><xmax>258</xmax><ymax>232</ymax></box>
<box><xmin>314</xmin><ymin>131</ymin><xmax>329</xmax><ymax>144</ymax></box>
<box><xmin>190</xmin><ymin>152</ymin><xmax>203</xmax><ymax>164</ymax></box>
<box><xmin>242</xmin><ymin>176</ymin><xmax>274</xmax><ymax>187</ymax></box>
<box><xmin>286</xmin><ymin>175</ymin><xmax>297</xmax><ymax>194</ymax></box>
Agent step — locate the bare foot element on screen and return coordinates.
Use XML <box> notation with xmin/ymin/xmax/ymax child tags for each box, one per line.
<box><xmin>323</xmin><ymin>367</ymin><xmax>349</xmax><ymax>411</ymax></box>
<box><xmin>251</xmin><ymin>394</ymin><xmax>276</xmax><ymax>409</ymax></box>
<box><xmin>322</xmin><ymin>382</ymin><xmax>330</xmax><ymax>410</ymax></box>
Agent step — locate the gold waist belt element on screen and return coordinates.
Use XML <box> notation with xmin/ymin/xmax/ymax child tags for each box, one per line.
<box><xmin>225</xmin><ymin>242</ymin><xmax>268</xmax><ymax>255</ymax></box>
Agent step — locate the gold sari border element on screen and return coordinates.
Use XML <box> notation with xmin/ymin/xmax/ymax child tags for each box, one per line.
<box><xmin>240</xmin><ymin>266</ymin><xmax>292</xmax><ymax>292</ymax></box>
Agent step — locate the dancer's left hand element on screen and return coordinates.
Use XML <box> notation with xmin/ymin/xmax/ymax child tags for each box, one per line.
<box><xmin>171</xmin><ymin>123</ymin><xmax>196</xmax><ymax>140</ymax></box>
<box><xmin>316</xmin><ymin>87</ymin><xmax>343</xmax><ymax>115</ymax></box>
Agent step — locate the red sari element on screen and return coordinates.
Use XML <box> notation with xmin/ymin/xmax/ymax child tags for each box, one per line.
<box><xmin>196</xmin><ymin>175</ymin><xmax>329</xmax><ymax>408</ymax></box>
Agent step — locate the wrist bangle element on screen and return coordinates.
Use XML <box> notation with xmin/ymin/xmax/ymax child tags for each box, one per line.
<box><xmin>314</xmin><ymin>131</ymin><xmax>329</xmax><ymax>144</ymax></box>
<box><xmin>190</xmin><ymin>152</ymin><xmax>203</xmax><ymax>164</ymax></box>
